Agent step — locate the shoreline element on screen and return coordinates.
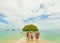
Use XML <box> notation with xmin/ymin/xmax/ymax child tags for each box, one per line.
<box><xmin>12</xmin><ymin>37</ymin><xmax>56</xmax><ymax>43</ymax></box>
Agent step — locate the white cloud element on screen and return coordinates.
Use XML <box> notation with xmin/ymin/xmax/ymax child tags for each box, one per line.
<box><xmin>31</xmin><ymin>19</ymin><xmax>60</xmax><ymax>30</ymax></box>
<box><xmin>0</xmin><ymin>0</ymin><xmax>60</xmax><ymax>30</ymax></box>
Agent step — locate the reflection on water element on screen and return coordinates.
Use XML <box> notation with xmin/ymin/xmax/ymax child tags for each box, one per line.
<box><xmin>25</xmin><ymin>38</ymin><xmax>40</xmax><ymax>43</ymax></box>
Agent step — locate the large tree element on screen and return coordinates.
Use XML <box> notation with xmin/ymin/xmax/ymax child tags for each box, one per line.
<box><xmin>22</xmin><ymin>24</ymin><xmax>38</xmax><ymax>31</ymax></box>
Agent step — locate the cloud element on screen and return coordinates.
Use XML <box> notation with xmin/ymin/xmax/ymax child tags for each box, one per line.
<box><xmin>40</xmin><ymin>15</ymin><xmax>50</xmax><ymax>20</ymax></box>
<box><xmin>0</xmin><ymin>0</ymin><xmax>60</xmax><ymax>30</ymax></box>
<box><xmin>0</xmin><ymin>13</ymin><xmax>9</xmax><ymax>24</ymax></box>
<box><xmin>0</xmin><ymin>18</ymin><xmax>8</xmax><ymax>24</ymax></box>
<box><xmin>0</xmin><ymin>13</ymin><xmax>5</xmax><ymax>17</ymax></box>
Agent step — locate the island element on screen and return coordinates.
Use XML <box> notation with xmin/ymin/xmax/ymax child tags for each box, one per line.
<box><xmin>22</xmin><ymin>24</ymin><xmax>38</xmax><ymax>31</ymax></box>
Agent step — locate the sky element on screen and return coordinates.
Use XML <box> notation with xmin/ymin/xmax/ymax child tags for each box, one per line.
<box><xmin>0</xmin><ymin>0</ymin><xmax>60</xmax><ymax>30</ymax></box>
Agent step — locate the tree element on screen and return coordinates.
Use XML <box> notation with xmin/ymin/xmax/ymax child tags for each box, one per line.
<box><xmin>22</xmin><ymin>24</ymin><xmax>38</xmax><ymax>31</ymax></box>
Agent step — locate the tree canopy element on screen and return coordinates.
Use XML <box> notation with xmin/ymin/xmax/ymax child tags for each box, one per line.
<box><xmin>22</xmin><ymin>24</ymin><xmax>38</xmax><ymax>31</ymax></box>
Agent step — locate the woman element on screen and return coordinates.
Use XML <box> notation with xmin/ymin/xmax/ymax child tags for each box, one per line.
<box><xmin>31</xmin><ymin>31</ymin><xmax>33</xmax><ymax>40</ymax></box>
<box><xmin>35</xmin><ymin>31</ymin><xmax>40</xmax><ymax>40</ymax></box>
<box><xmin>26</xmin><ymin>32</ymin><xmax>31</xmax><ymax>40</ymax></box>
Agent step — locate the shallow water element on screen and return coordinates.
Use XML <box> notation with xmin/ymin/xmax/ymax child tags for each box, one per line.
<box><xmin>0</xmin><ymin>31</ymin><xmax>25</xmax><ymax>43</ymax></box>
<box><xmin>40</xmin><ymin>30</ymin><xmax>60</xmax><ymax>43</ymax></box>
<box><xmin>0</xmin><ymin>30</ymin><xmax>60</xmax><ymax>43</ymax></box>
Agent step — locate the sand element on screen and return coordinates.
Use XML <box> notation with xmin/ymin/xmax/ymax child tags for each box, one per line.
<box><xmin>12</xmin><ymin>37</ymin><xmax>56</xmax><ymax>43</ymax></box>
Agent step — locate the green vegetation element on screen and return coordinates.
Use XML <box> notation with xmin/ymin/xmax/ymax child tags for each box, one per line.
<box><xmin>22</xmin><ymin>24</ymin><xmax>38</xmax><ymax>31</ymax></box>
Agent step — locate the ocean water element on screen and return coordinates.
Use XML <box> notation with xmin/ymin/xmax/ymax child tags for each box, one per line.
<box><xmin>40</xmin><ymin>30</ymin><xmax>60</xmax><ymax>43</ymax></box>
<box><xmin>0</xmin><ymin>31</ymin><xmax>25</xmax><ymax>43</ymax></box>
<box><xmin>0</xmin><ymin>30</ymin><xmax>60</xmax><ymax>43</ymax></box>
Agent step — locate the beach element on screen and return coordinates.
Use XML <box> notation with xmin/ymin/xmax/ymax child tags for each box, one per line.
<box><xmin>0</xmin><ymin>31</ymin><xmax>60</xmax><ymax>43</ymax></box>
<box><xmin>12</xmin><ymin>37</ymin><xmax>56</xmax><ymax>43</ymax></box>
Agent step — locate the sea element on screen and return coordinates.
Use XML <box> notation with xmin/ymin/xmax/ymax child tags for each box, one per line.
<box><xmin>0</xmin><ymin>30</ymin><xmax>60</xmax><ymax>43</ymax></box>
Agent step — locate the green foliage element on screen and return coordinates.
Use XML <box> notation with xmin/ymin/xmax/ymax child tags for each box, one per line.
<box><xmin>22</xmin><ymin>24</ymin><xmax>38</xmax><ymax>31</ymax></box>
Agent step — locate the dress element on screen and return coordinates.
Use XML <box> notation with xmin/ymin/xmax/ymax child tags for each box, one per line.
<box><xmin>35</xmin><ymin>32</ymin><xmax>39</xmax><ymax>39</ymax></box>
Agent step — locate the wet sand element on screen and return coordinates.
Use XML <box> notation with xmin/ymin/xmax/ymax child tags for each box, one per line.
<box><xmin>12</xmin><ymin>37</ymin><xmax>56</xmax><ymax>43</ymax></box>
